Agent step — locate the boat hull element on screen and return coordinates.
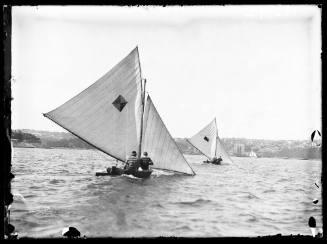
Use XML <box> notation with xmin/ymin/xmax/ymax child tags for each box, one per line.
<box><xmin>95</xmin><ymin>166</ymin><xmax>152</xmax><ymax>179</ymax></box>
<box><xmin>203</xmin><ymin>159</ymin><xmax>222</xmax><ymax>165</ymax></box>
<box><xmin>131</xmin><ymin>170</ymin><xmax>152</xmax><ymax>178</ymax></box>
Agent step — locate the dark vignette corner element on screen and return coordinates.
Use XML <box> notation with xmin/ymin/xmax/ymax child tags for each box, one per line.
<box><xmin>0</xmin><ymin>4</ymin><xmax>325</xmax><ymax>241</ymax></box>
<box><xmin>321</xmin><ymin>3</ymin><xmax>326</xmax><ymax>240</ymax></box>
<box><xmin>2</xmin><ymin>4</ymin><xmax>14</xmax><ymax>240</ymax></box>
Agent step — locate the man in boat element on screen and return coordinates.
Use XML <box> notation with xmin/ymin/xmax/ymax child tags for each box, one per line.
<box><xmin>210</xmin><ymin>156</ymin><xmax>218</xmax><ymax>164</ymax></box>
<box><xmin>211</xmin><ymin>156</ymin><xmax>223</xmax><ymax>164</ymax></box>
<box><xmin>140</xmin><ymin>152</ymin><xmax>153</xmax><ymax>171</ymax></box>
<box><xmin>107</xmin><ymin>163</ymin><xmax>124</xmax><ymax>176</ymax></box>
<box><xmin>217</xmin><ymin>156</ymin><xmax>223</xmax><ymax>163</ymax></box>
<box><xmin>123</xmin><ymin>151</ymin><xmax>140</xmax><ymax>174</ymax></box>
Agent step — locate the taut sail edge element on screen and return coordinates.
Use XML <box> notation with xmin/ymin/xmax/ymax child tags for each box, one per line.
<box><xmin>44</xmin><ymin>47</ymin><xmax>140</xmax><ymax>117</ymax></box>
<box><xmin>185</xmin><ymin>138</ymin><xmax>211</xmax><ymax>160</ymax></box>
<box><xmin>142</xmin><ymin>96</ymin><xmax>196</xmax><ymax>175</ymax></box>
<box><xmin>43</xmin><ymin>113</ymin><xmax>125</xmax><ymax>163</ymax></box>
<box><xmin>43</xmin><ymin>47</ymin><xmax>142</xmax><ymax>162</ymax></box>
<box><xmin>151</xmin><ymin>167</ymin><xmax>195</xmax><ymax>176</ymax></box>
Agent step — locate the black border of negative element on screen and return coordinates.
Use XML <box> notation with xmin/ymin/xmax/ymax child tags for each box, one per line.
<box><xmin>1</xmin><ymin>2</ymin><xmax>325</xmax><ymax>242</ymax></box>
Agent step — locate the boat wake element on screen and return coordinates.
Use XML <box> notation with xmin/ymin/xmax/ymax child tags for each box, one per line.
<box><xmin>173</xmin><ymin>198</ymin><xmax>212</xmax><ymax>207</ymax></box>
<box><xmin>151</xmin><ymin>169</ymin><xmax>174</xmax><ymax>178</ymax></box>
<box><xmin>122</xmin><ymin>174</ymin><xmax>144</xmax><ymax>180</ymax></box>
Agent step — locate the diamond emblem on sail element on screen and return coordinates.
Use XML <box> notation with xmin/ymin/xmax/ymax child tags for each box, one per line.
<box><xmin>204</xmin><ymin>136</ymin><xmax>209</xmax><ymax>142</ymax></box>
<box><xmin>112</xmin><ymin>95</ymin><xmax>128</xmax><ymax>112</ymax></box>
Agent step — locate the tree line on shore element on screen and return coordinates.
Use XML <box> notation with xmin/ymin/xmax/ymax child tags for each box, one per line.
<box><xmin>11</xmin><ymin>129</ymin><xmax>321</xmax><ymax>159</ymax></box>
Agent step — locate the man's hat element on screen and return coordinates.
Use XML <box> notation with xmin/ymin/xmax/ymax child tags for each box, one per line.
<box><xmin>143</xmin><ymin>152</ymin><xmax>148</xmax><ymax>156</ymax></box>
<box><xmin>131</xmin><ymin>151</ymin><xmax>137</xmax><ymax>156</ymax></box>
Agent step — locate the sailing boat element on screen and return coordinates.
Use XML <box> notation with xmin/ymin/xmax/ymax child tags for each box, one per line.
<box><xmin>43</xmin><ymin>47</ymin><xmax>195</xmax><ymax>178</ymax></box>
<box><xmin>249</xmin><ymin>150</ymin><xmax>257</xmax><ymax>158</ymax></box>
<box><xmin>311</xmin><ymin>130</ymin><xmax>321</xmax><ymax>147</ymax></box>
<box><xmin>187</xmin><ymin>118</ymin><xmax>232</xmax><ymax>165</ymax></box>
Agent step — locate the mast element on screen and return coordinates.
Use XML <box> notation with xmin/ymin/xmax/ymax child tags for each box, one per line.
<box><xmin>136</xmin><ymin>45</ymin><xmax>145</xmax><ymax>160</ymax></box>
<box><xmin>138</xmin><ymin>78</ymin><xmax>146</xmax><ymax>159</ymax></box>
<box><xmin>214</xmin><ymin>118</ymin><xmax>218</xmax><ymax>157</ymax></box>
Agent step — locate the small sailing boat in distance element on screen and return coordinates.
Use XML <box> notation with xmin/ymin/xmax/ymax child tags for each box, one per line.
<box><xmin>187</xmin><ymin>118</ymin><xmax>232</xmax><ymax>165</ymax></box>
<box><xmin>249</xmin><ymin>150</ymin><xmax>257</xmax><ymax>158</ymax></box>
<box><xmin>43</xmin><ymin>47</ymin><xmax>195</xmax><ymax>178</ymax></box>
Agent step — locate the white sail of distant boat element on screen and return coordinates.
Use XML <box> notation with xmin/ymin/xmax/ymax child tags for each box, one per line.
<box><xmin>311</xmin><ymin>130</ymin><xmax>321</xmax><ymax>147</ymax></box>
<box><xmin>43</xmin><ymin>47</ymin><xmax>195</xmax><ymax>175</ymax></box>
<box><xmin>187</xmin><ymin>118</ymin><xmax>232</xmax><ymax>164</ymax></box>
<box><xmin>249</xmin><ymin>150</ymin><xmax>257</xmax><ymax>158</ymax></box>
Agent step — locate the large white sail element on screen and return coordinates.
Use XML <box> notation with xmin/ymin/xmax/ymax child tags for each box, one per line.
<box><xmin>142</xmin><ymin>96</ymin><xmax>195</xmax><ymax>175</ymax></box>
<box><xmin>188</xmin><ymin>118</ymin><xmax>232</xmax><ymax>164</ymax></box>
<box><xmin>44</xmin><ymin>47</ymin><xmax>143</xmax><ymax>162</ymax></box>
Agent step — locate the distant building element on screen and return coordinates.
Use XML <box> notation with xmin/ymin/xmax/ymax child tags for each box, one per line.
<box><xmin>234</xmin><ymin>143</ymin><xmax>245</xmax><ymax>156</ymax></box>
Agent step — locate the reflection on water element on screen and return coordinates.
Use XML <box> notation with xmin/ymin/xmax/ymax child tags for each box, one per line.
<box><xmin>11</xmin><ymin>148</ymin><xmax>322</xmax><ymax>237</ymax></box>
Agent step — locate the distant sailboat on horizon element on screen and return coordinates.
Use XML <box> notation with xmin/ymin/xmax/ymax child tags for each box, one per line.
<box><xmin>186</xmin><ymin>118</ymin><xmax>232</xmax><ymax>165</ymax></box>
<box><xmin>43</xmin><ymin>47</ymin><xmax>195</xmax><ymax>177</ymax></box>
<box><xmin>249</xmin><ymin>150</ymin><xmax>257</xmax><ymax>158</ymax></box>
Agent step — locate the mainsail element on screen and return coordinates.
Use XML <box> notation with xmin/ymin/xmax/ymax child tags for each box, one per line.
<box><xmin>187</xmin><ymin>118</ymin><xmax>232</xmax><ymax>164</ymax></box>
<box><xmin>142</xmin><ymin>96</ymin><xmax>195</xmax><ymax>175</ymax></box>
<box><xmin>44</xmin><ymin>47</ymin><xmax>143</xmax><ymax>162</ymax></box>
<box><xmin>44</xmin><ymin>47</ymin><xmax>195</xmax><ymax>175</ymax></box>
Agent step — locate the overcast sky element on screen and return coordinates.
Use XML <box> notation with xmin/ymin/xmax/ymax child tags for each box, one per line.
<box><xmin>11</xmin><ymin>5</ymin><xmax>321</xmax><ymax>140</ymax></box>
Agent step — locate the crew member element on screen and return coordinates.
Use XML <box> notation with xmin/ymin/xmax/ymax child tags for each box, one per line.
<box><xmin>124</xmin><ymin>151</ymin><xmax>140</xmax><ymax>174</ymax></box>
<box><xmin>211</xmin><ymin>156</ymin><xmax>218</xmax><ymax>164</ymax></box>
<box><xmin>140</xmin><ymin>152</ymin><xmax>153</xmax><ymax>170</ymax></box>
<box><xmin>217</xmin><ymin>156</ymin><xmax>223</xmax><ymax>164</ymax></box>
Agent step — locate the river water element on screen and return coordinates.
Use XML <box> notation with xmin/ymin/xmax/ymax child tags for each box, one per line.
<box><xmin>10</xmin><ymin>147</ymin><xmax>322</xmax><ymax>237</ymax></box>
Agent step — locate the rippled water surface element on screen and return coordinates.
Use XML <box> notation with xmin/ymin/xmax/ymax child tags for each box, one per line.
<box><xmin>11</xmin><ymin>148</ymin><xmax>322</xmax><ymax>237</ymax></box>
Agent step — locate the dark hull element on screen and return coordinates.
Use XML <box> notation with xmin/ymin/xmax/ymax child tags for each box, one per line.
<box><xmin>131</xmin><ymin>170</ymin><xmax>152</xmax><ymax>178</ymax></box>
<box><xmin>203</xmin><ymin>160</ymin><xmax>222</xmax><ymax>165</ymax></box>
<box><xmin>96</xmin><ymin>167</ymin><xmax>152</xmax><ymax>179</ymax></box>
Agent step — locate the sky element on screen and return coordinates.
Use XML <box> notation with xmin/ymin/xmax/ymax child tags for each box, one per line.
<box><xmin>11</xmin><ymin>5</ymin><xmax>321</xmax><ymax>140</ymax></box>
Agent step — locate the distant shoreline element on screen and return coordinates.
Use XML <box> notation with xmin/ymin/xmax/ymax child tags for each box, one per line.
<box><xmin>12</xmin><ymin>145</ymin><xmax>321</xmax><ymax>161</ymax></box>
<box><xmin>11</xmin><ymin>129</ymin><xmax>321</xmax><ymax>160</ymax></box>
